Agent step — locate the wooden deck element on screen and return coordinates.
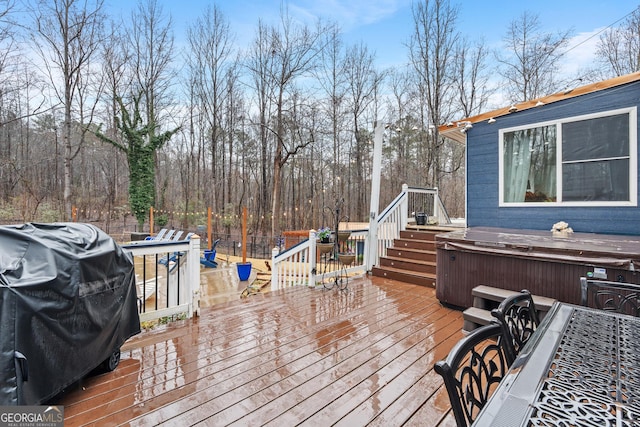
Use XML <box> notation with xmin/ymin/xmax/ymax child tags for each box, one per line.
<box><xmin>56</xmin><ymin>276</ymin><xmax>463</xmax><ymax>426</ymax></box>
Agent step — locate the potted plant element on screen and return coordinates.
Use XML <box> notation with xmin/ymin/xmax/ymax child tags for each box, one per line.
<box><xmin>316</xmin><ymin>227</ymin><xmax>334</xmax><ymax>255</ymax></box>
<box><xmin>317</xmin><ymin>227</ymin><xmax>332</xmax><ymax>243</ymax></box>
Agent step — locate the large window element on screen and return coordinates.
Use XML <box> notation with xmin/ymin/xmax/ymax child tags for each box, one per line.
<box><xmin>500</xmin><ymin>107</ymin><xmax>637</xmax><ymax>206</ymax></box>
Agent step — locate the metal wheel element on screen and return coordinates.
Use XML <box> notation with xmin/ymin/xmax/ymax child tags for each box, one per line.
<box><xmin>101</xmin><ymin>348</ymin><xmax>121</xmax><ymax>372</ymax></box>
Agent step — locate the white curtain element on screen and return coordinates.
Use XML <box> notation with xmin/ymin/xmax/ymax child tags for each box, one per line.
<box><xmin>503</xmin><ymin>129</ymin><xmax>532</xmax><ymax>202</ymax></box>
<box><xmin>503</xmin><ymin>125</ymin><xmax>556</xmax><ymax>202</ymax></box>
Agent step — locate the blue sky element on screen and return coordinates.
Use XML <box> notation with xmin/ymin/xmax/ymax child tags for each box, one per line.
<box><xmin>107</xmin><ymin>0</ymin><xmax>640</xmax><ymax>71</ymax></box>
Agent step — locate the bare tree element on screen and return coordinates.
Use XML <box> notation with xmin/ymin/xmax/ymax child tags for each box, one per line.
<box><xmin>98</xmin><ymin>20</ymin><xmax>131</xmax><ymax>230</ymax></box>
<box><xmin>0</xmin><ymin>1</ymin><xmax>26</xmax><ymax>204</ymax></box>
<box><xmin>128</xmin><ymin>0</ymin><xmax>177</xmax><ymax>215</ymax></box>
<box><xmin>31</xmin><ymin>0</ymin><xmax>105</xmax><ymax>219</ymax></box>
<box><xmin>409</xmin><ymin>0</ymin><xmax>459</xmax><ymax>187</ymax></box>
<box><xmin>186</xmin><ymin>4</ymin><xmax>235</xmax><ymax>215</ymax></box>
<box><xmin>453</xmin><ymin>38</ymin><xmax>493</xmax><ymax>117</ymax></box>
<box><xmin>344</xmin><ymin>42</ymin><xmax>383</xmax><ymax>216</ymax></box>
<box><xmin>315</xmin><ymin>25</ymin><xmax>347</xmax><ymax>210</ymax></box>
<box><xmin>496</xmin><ymin>11</ymin><xmax>572</xmax><ymax>103</ymax></box>
<box><xmin>597</xmin><ymin>6</ymin><xmax>640</xmax><ymax>77</ymax></box>
<box><xmin>246</xmin><ymin>20</ymin><xmax>276</xmax><ymax>234</ymax></box>
<box><xmin>247</xmin><ymin>9</ymin><xmax>332</xmax><ymax>237</ymax></box>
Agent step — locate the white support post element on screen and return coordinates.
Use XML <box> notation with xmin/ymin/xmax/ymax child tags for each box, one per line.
<box><xmin>271</xmin><ymin>247</ymin><xmax>280</xmax><ymax>291</ymax></box>
<box><xmin>187</xmin><ymin>235</ymin><xmax>201</xmax><ymax>317</ymax></box>
<box><xmin>401</xmin><ymin>183</ymin><xmax>409</xmax><ymax>230</ymax></box>
<box><xmin>309</xmin><ymin>229</ymin><xmax>318</xmax><ymax>286</ymax></box>
<box><xmin>434</xmin><ymin>186</ymin><xmax>440</xmax><ymax>223</ymax></box>
<box><xmin>367</xmin><ymin>123</ymin><xmax>385</xmax><ymax>271</ymax></box>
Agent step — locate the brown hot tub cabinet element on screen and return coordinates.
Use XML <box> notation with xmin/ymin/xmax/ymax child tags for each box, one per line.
<box><xmin>435</xmin><ymin>227</ymin><xmax>640</xmax><ymax>308</ymax></box>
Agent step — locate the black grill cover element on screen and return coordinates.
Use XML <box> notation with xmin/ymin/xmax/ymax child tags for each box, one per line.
<box><xmin>0</xmin><ymin>222</ymin><xmax>140</xmax><ymax>405</ymax></box>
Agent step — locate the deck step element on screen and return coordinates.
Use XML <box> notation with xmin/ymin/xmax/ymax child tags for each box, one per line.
<box><xmin>393</xmin><ymin>239</ymin><xmax>436</xmax><ymax>251</ymax></box>
<box><xmin>386</xmin><ymin>247</ymin><xmax>436</xmax><ymax>261</ymax></box>
<box><xmin>379</xmin><ymin>256</ymin><xmax>436</xmax><ymax>275</ymax></box>
<box><xmin>472</xmin><ymin>285</ymin><xmax>556</xmax><ymax>311</ymax></box>
<box><xmin>371</xmin><ymin>225</ymin><xmax>454</xmax><ymax>287</ymax></box>
<box><xmin>462</xmin><ymin>307</ymin><xmax>494</xmax><ymax>333</ymax></box>
<box><xmin>371</xmin><ymin>266</ymin><xmax>436</xmax><ymax>288</ymax></box>
<box><xmin>462</xmin><ymin>285</ymin><xmax>557</xmax><ymax>334</ymax></box>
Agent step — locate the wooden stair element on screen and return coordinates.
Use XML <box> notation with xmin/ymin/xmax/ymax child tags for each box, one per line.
<box><xmin>371</xmin><ymin>226</ymin><xmax>453</xmax><ymax>287</ymax></box>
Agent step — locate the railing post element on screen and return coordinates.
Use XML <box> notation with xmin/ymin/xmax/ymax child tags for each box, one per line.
<box><xmin>271</xmin><ymin>246</ymin><xmax>280</xmax><ymax>291</ymax></box>
<box><xmin>401</xmin><ymin>184</ymin><xmax>409</xmax><ymax>230</ymax></box>
<box><xmin>367</xmin><ymin>123</ymin><xmax>385</xmax><ymax>272</ymax></box>
<box><xmin>188</xmin><ymin>235</ymin><xmax>201</xmax><ymax>317</ymax></box>
<box><xmin>309</xmin><ymin>230</ymin><xmax>318</xmax><ymax>287</ymax></box>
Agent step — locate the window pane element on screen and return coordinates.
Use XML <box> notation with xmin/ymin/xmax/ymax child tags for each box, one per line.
<box><xmin>563</xmin><ymin>114</ymin><xmax>629</xmax><ymax>161</ymax></box>
<box><xmin>562</xmin><ymin>159</ymin><xmax>629</xmax><ymax>201</ymax></box>
<box><xmin>503</xmin><ymin>125</ymin><xmax>557</xmax><ymax>202</ymax></box>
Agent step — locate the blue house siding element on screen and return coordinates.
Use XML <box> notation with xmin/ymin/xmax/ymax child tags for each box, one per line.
<box><xmin>467</xmin><ymin>80</ymin><xmax>640</xmax><ymax>236</ymax></box>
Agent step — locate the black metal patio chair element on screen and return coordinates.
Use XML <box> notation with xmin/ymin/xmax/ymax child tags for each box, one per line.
<box><xmin>434</xmin><ymin>323</ymin><xmax>513</xmax><ymax>427</ymax></box>
<box><xmin>580</xmin><ymin>277</ymin><xmax>640</xmax><ymax>316</ymax></box>
<box><xmin>491</xmin><ymin>289</ymin><xmax>540</xmax><ymax>360</ymax></box>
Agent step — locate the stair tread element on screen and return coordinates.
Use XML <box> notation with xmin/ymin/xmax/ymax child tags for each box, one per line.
<box><xmin>372</xmin><ymin>265</ymin><xmax>436</xmax><ymax>279</ymax></box>
<box><xmin>387</xmin><ymin>246</ymin><xmax>436</xmax><ymax>254</ymax></box>
<box><xmin>472</xmin><ymin>285</ymin><xmax>556</xmax><ymax>310</ymax></box>
<box><xmin>382</xmin><ymin>255</ymin><xmax>436</xmax><ymax>266</ymax></box>
<box><xmin>463</xmin><ymin>307</ymin><xmax>494</xmax><ymax>324</ymax></box>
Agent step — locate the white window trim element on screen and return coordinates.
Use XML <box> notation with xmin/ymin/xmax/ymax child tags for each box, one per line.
<box><xmin>499</xmin><ymin>106</ymin><xmax>637</xmax><ymax>207</ymax></box>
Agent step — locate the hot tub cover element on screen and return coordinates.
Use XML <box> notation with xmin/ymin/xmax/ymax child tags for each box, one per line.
<box><xmin>0</xmin><ymin>222</ymin><xmax>140</xmax><ymax>405</ymax></box>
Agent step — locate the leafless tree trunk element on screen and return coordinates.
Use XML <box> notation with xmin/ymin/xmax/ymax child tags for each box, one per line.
<box><xmin>186</xmin><ymin>4</ymin><xmax>235</xmax><ymax>216</ymax></box>
<box><xmin>344</xmin><ymin>42</ymin><xmax>383</xmax><ymax>217</ymax></box>
<box><xmin>247</xmin><ymin>11</ymin><xmax>332</xmax><ymax>237</ymax></box>
<box><xmin>409</xmin><ymin>0</ymin><xmax>459</xmax><ymax>188</ymax></box>
<box><xmin>32</xmin><ymin>0</ymin><xmax>105</xmax><ymax>220</ymax></box>
<box><xmin>316</xmin><ymin>25</ymin><xmax>347</xmax><ymax>216</ymax></box>
<box><xmin>100</xmin><ymin>20</ymin><xmax>132</xmax><ymax>225</ymax></box>
<box><xmin>246</xmin><ymin>21</ymin><xmax>274</xmax><ymax>235</ymax></box>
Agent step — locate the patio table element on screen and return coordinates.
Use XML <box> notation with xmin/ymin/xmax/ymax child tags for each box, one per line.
<box><xmin>473</xmin><ymin>302</ymin><xmax>640</xmax><ymax>426</ymax></box>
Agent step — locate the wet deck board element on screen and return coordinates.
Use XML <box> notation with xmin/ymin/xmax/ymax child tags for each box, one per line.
<box><xmin>56</xmin><ymin>276</ymin><xmax>463</xmax><ymax>426</ymax></box>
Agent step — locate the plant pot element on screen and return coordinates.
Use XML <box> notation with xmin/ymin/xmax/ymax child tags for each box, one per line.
<box><xmin>317</xmin><ymin>242</ymin><xmax>334</xmax><ymax>255</ymax></box>
<box><xmin>236</xmin><ymin>262</ymin><xmax>252</xmax><ymax>281</ymax></box>
<box><xmin>338</xmin><ymin>253</ymin><xmax>355</xmax><ymax>266</ymax></box>
<box><xmin>337</xmin><ymin>230</ymin><xmax>351</xmax><ymax>243</ymax></box>
<box><xmin>415</xmin><ymin>212</ymin><xmax>427</xmax><ymax>226</ymax></box>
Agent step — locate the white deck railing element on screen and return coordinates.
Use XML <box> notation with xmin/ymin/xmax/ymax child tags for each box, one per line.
<box><xmin>122</xmin><ymin>236</ymin><xmax>201</xmax><ymax>322</ymax></box>
<box><xmin>272</xmin><ymin>185</ymin><xmax>449</xmax><ymax>289</ymax></box>
<box><xmin>271</xmin><ymin>230</ymin><xmax>368</xmax><ymax>291</ymax></box>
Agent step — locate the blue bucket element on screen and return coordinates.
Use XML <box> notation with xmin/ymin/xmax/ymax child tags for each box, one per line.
<box><xmin>237</xmin><ymin>262</ymin><xmax>252</xmax><ymax>281</ymax></box>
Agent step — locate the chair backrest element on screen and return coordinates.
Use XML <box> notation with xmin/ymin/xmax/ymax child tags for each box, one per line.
<box><xmin>580</xmin><ymin>277</ymin><xmax>640</xmax><ymax>316</ymax></box>
<box><xmin>434</xmin><ymin>323</ymin><xmax>513</xmax><ymax>427</ymax></box>
<box><xmin>491</xmin><ymin>290</ymin><xmax>539</xmax><ymax>360</ymax></box>
<box><xmin>145</xmin><ymin>228</ymin><xmax>167</xmax><ymax>240</ymax></box>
